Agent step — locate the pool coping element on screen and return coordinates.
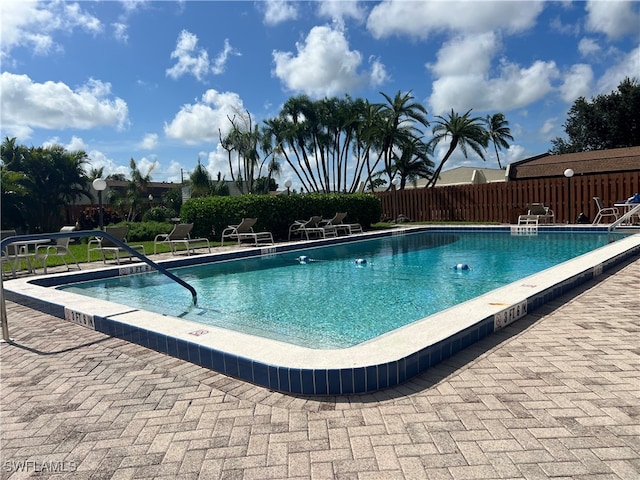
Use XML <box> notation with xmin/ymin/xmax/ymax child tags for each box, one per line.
<box><xmin>4</xmin><ymin>225</ymin><xmax>640</xmax><ymax>395</ymax></box>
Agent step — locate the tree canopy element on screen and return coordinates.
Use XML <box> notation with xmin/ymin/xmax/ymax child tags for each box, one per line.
<box><xmin>550</xmin><ymin>77</ymin><xmax>640</xmax><ymax>154</ymax></box>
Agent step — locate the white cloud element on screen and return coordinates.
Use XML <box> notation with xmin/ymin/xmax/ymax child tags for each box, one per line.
<box><xmin>112</xmin><ymin>22</ymin><xmax>129</xmax><ymax>43</ymax></box>
<box><xmin>0</xmin><ymin>73</ymin><xmax>129</xmax><ymax>139</ymax></box>
<box><xmin>205</xmin><ymin>144</ymin><xmax>232</xmax><ymax>179</ymax></box>
<box><xmin>427</xmin><ymin>34</ymin><xmax>559</xmax><ymax>114</ymax></box>
<box><xmin>272</xmin><ymin>25</ymin><xmax>383</xmax><ymax>98</ymax></box>
<box><xmin>212</xmin><ymin>39</ymin><xmax>241</xmax><ymax>75</ymax></box>
<box><xmin>139</xmin><ymin>133</ymin><xmax>159</xmax><ymax>150</ymax></box>
<box><xmin>578</xmin><ymin>37</ymin><xmax>601</xmax><ymax>57</ymax></box>
<box><xmin>317</xmin><ymin>0</ymin><xmax>365</xmax><ymax>22</ymax></box>
<box><xmin>0</xmin><ymin>0</ymin><xmax>102</xmax><ymax>58</ymax></box>
<box><xmin>263</xmin><ymin>0</ymin><xmax>298</xmax><ymax>26</ymax></box>
<box><xmin>166</xmin><ymin>30</ymin><xmax>211</xmax><ymax>81</ymax></box>
<box><xmin>585</xmin><ymin>0</ymin><xmax>640</xmax><ymax>39</ymax></box>
<box><xmin>369</xmin><ymin>56</ymin><xmax>390</xmax><ymax>87</ymax></box>
<box><xmin>367</xmin><ymin>0</ymin><xmax>544</xmax><ymax>39</ymax></box>
<box><xmin>559</xmin><ymin>64</ymin><xmax>593</xmax><ymax>102</ymax></box>
<box><xmin>596</xmin><ymin>45</ymin><xmax>640</xmax><ymax>94</ymax></box>
<box><xmin>164</xmin><ymin>89</ymin><xmax>247</xmax><ymax>145</ymax></box>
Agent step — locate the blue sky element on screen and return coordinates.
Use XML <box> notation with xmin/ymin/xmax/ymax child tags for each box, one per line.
<box><xmin>1</xmin><ymin>0</ymin><xmax>639</xmax><ymax>189</ymax></box>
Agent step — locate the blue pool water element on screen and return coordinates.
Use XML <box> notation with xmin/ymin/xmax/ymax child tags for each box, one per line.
<box><xmin>61</xmin><ymin>230</ymin><xmax>623</xmax><ymax>349</ymax></box>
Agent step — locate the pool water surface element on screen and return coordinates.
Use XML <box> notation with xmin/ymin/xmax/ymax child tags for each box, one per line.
<box><xmin>60</xmin><ymin>230</ymin><xmax>624</xmax><ymax>348</ymax></box>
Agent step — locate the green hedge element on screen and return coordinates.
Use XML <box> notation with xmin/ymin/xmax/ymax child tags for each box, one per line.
<box><xmin>180</xmin><ymin>193</ymin><xmax>382</xmax><ymax>240</ymax></box>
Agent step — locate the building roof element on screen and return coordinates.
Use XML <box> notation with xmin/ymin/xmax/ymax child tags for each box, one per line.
<box><xmin>507</xmin><ymin>146</ymin><xmax>640</xmax><ymax>180</ymax></box>
<box><xmin>412</xmin><ymin>166</ymin><xmax>506</xmax><ymax>188</ymax></box>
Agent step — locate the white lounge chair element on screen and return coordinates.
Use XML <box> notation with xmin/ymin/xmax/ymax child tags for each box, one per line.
<box><xmin>221</xmin><ymin>218</ymin><xmax>273</xmax><ymax>246</ymax></box>
<box><xmin>288</xmin><ymin>216</ymin><xmax>336</xmax><ymax>240</ymax></box>
<box><xmin>97</xmin><ymin>226</ymin><xmax>146</xmax><ymax>264</ymax></box>
<box><xmin>154</xmin><ymin>223</ymin><xmax>210</xmax><ymax>255</ymax></box>
<box><xmin>526</xmin><ymin>203</ymin><xmax>554</xmax><ymax>223</ymax></box>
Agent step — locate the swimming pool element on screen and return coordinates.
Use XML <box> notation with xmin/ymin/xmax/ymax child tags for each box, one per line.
<box><xmin>59</xmin><ymin>230</ymin><xmax>627</xmax><ymax>349</ymax></box>
<box><xmin>5</xmin><ymin>226</ymin><xmax>640</xmax><ymax>395</ymax></box>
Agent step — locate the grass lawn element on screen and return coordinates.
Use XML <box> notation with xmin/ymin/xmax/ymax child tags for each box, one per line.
<box><xmin>2</xmin><ymin>239</ymin><xmax>224</xmax><ymax>276</ymax></box>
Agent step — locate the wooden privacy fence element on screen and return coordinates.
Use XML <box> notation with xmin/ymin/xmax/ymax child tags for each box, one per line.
<box><xmin>377</xmin><ymin>172</ymin><xmax>640</xmax><ymax>224</ymax></box>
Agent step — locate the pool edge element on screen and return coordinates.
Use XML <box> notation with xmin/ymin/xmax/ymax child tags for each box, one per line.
<box><xmin>4</xmin><ymin>226</ymin><xmax>640</xmax><ymax>395</ymax></box>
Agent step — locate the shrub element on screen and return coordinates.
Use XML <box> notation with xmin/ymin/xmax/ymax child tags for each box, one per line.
<box><xmin>180</xmin><ymin>193</ymin><xmax>382</xmax><ymax>240</ymax></box>
<box><xmin>114</xmin><ymin>221</ymin><xmax>173</xmax><ymax>242</ymax></box>
<box><xmin>142</xmin><ymin>206</ymin><xmax>175</xmax><ymax>222</ymax></box>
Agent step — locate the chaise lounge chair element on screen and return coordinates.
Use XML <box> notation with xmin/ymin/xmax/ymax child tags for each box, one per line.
<box><xmin>288</xmin><ymin>216</ymin><xmax>336</xmax><ymax>240</ymax></box>
<box><xmin>153</xmin><ymin>223</ymin><xmax>211</xmax><ymax>255</ymax></box>
<box><xmin>525</xmin><ymin>203</ymin><xmax>554</xmax><ymax>224</ymax></box>
<box><xmin>221</xmin><ymin>218</ymin><xmax>274</xmax><ymax>246</ymax></box>
<box><xmin>96</xmin><ymin>225</ymin><xmax>146</xmax><ymax>265</ymax></box>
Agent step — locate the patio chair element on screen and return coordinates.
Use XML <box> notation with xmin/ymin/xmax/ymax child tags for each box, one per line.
<box><xmin>526</xmin><ymin>203</ymin><xmax>554</xmax><ymax>223</ymax></box>
<box><xmin>34</xmin><ymin>226</ymin><xmax>80</xmax><ymax>274</ymax></box>
<box><xmin>1</xmin><ymin>229</ymin><xmax>17</xmax><ymax>278</ymax></box>
<box><xmin>221</xmin><ymin>218</ymin><xmax>274</xmax><ymax>246</ymax></box>
<box><xmin>288</xmin><ymin>216</ymin><xmax>336</xmax><ymax>240</ymax></box>
<box><xmin>592</xmin><ymin>197</ymin><xmax>619</xmax><ymax>224</ymax></box>
<box><xmin>97</xmin><ymin>226</ymin><xmax>146</xmax><ymax>264</ymax></box>
<box><xmin>154</xmin><ymin>223</ymin><xmax>211</xmax><ymax>255</ymax></box>
<box><xmin>320</xmin><ymin>212</ymin><xmax>351</xmax><ymax>236</ymax></box>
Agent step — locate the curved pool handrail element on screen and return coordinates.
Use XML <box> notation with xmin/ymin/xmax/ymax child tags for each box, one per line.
<box><xmin>1</xmin><ymin>230</ymin><xmax>198</xmax><ymax>340</ymax></box>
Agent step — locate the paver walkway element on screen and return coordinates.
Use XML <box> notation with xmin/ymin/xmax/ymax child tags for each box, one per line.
<box><xmin>1</xmin><ymin>256</ymin><xmax>639</xmax><ymax>479</ymax></box>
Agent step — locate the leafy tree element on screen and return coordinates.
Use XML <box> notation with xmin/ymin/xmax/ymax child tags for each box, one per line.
<box><xmin>108</xmin><ymin>158</ymin><xmax>155</xmax><ymax>222</ymax></box>
<box><xmin>484</xmin><ymin>113</ymin><xmax>513</xmax><ymax>169</ymax></box>
<box><xmin>1</xmin><ymin>138</ymin><xmax>91</xmax><ymax>231</ymax></box>
<box><xmin>189</xmin><ymin>159</ymin><xmax>211</xmax><ymax>197</ymax></box>
<box><xmin>389</xmin><ymin>137</ymin><xmax>434</xmax><ymax>189</ymax></box>
<box><xmin>550</xmin><ymin>77</ymin><xmax>640</xmax><ymax>153</ymax></box>
<box><xmin>426</xmin><ymin>109</ymin><xmax>488</xmax><ymax>188</ymax></box>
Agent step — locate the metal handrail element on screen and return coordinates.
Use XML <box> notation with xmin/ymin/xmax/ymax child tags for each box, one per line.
<box><xmin>608</xmin><ymin>204</ymin><xmax>640</xmax><ymax>231</ymax></box>
<box><xmin>1</xmin><ymin>230</ymin><xmax>198</xmax><ymax>341</ymax></box>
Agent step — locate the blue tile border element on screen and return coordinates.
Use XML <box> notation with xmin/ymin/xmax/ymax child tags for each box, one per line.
<box><xmin>4</xmin><ymin>227</ymin><xmax>640</xmax><ymax>395</ymax></box>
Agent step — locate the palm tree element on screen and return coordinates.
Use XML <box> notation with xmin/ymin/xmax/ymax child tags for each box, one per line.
<box><xmin>485</xmin><ymin>113</ymin><xmax>513</xmax><ymax>169</ymax></box>
<box><xmin>426</xmin><ymin>109</ymin><xmax>488</xmax><ymax>188</ymax></box>
<box><xmin>391</xmin><ymin>137</ymin><xmax>434</xmax><ymax>189</ymax></box>
<box><xmin>189</xmin><ymin>159</ymin><xmax>211</xmax><ymax>197</ymax></box>
<box><xmin>374</xmin><ymin>91</ymin><xmax>430</xmax><ymax>188</ymax></box>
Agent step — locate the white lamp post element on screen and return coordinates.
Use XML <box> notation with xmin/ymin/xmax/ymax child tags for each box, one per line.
<box><xmin>284</xmin><ymin>179</ymin><xmax>292</xmax><ymax>196</ymax></box>
<box><xmin>92</xmin><ymin>178</ymin><xmax>107</xmax><ymax>230</ymax></box>
<box><xmin>392</xmin><ymin>177</ymin><xmax>400</xmax><ymax>223</ymax></box>
<box><xmin>564</xmin><ymin>168</ymin><xmax>574</xmax><ymax>223</ymax></box>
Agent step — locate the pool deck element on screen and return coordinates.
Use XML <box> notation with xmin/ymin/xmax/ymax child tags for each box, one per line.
<box><xmin>1</xmin><ymin>251</ymin><xmax>639</xmax><ymax>478</ymax></box>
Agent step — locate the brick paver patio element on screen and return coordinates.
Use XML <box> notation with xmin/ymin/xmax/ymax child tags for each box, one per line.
<box><xmin>1</xmin><ymin>256</ymin><xmax>639</xmax><ymax>479</ymax></box>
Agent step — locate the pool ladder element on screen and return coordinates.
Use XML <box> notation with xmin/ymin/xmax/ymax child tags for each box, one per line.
<box><xmin>1</xmin><ymin>230</ymin><xmax>198</xmax><ymax>342</ymax></box>
<box><xmin>608</xmin><ymin>204</ymin><xmax>640</xmax><ymax>232</ymax></box>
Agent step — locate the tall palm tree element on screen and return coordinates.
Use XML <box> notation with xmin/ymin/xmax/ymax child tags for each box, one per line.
<box><xmin>374</xmin><ymin>91</ymin><xmax>430</xmax><ymax>188</ymax></box>
<box><xmin>426</xmin><ymin>109</ymin><xmax>488</xmax><ymax>188</ymax></box>
<box><xmin>485</xmin><ymin>113</ymin><xmax>513</xmax><ymax>169</ymax></box>
<box><xmin>391</xmin><ymin>137</ymin><xmax>434</xmax><ymax>189</ymax></box>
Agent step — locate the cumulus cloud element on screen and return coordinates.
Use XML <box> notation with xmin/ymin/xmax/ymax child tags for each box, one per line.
<box><xmin>164</xmin><ymin>89</ymin><xmax>247</xmax><ymax>145</ymax></box>
<box><xmin>263</xmin><ymin>0</ymin><xmax>298</xmax><ymax>26</ymax></box>
<box><xmin>139</xmin><ymin>133</ymin><xmax>159</xmax><ymax>150</ymax></box>
<box><xmin>559</xmin><ymin>64</ymin><xmax>593</xmax><ymax>102</ymax></box>
<box><xmin>0</xmin><ymin>73</ymin><xmax>129</xmax><ymax>139</ymax></box>
<box><xmin>367</xmin><ymin>0</ymin><xmax>544</xmax><ymax>39</ymax></box>
<box><xmin>0</xmin><ymin>0</ymin><xmax>102</xmax><ymax>58</ymax></box>
<box><xmin>578</xmin><ymin>37</ymin><xmax>601</xmax><ymax>57</ymax></box>
<box><xmin>166</xmin><ymin>31</ymin><xmax>240</xmax><ymax>80</ymax></box>
<box><xmin>272</xmin><ymin>25</ymin><xmax>386</xmax><ymax>98</ymax></box>
<box><xmin>585</xmin><ymin>0</ymin><xmax>640</xmax><ymax>39</ymax></box>
<box><xmin>596</xmin><ymin>46</ymin><xmax>640</xmax><ymax>94</ymax></box>
<box><xmin>166</xmin><ymin>30</ymin><xmax>211</xmax><ymax>81</ymax></box>
<box><xmin>426</xmin><ymin>34</ymin><xmax>559</xmax><ymax>114</ymax></box>
<box><xmin>317</xmin><ymin>0</ymin><xmax>365</xmax><ymax>22</ymax></box>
